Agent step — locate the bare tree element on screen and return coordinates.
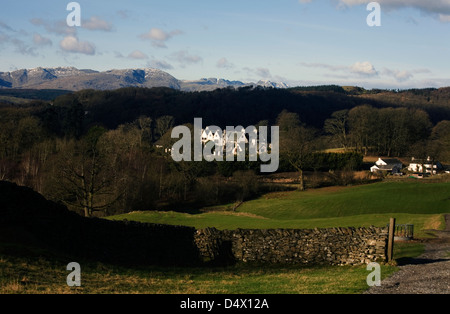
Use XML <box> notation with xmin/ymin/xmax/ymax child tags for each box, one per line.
<box><xmin>348</xmin><ymin>105</ymin><xmax>375</xmax><ymax>155</ymax></box>
<box><xmin>155</xmin><ymin>115</ymin><xmax>175</xmax><ymax>140</ymax></box>
<box><xmin>135</xmin><ymin>116</ymin><xmax>153</xmax><ymax>147</ymax></box>
<box><xmin>50</xmin><ymin>127</ymin><xmax>119</xmax><ymax>217</ymax></box>
<box><xmin>277</xmin><ymin>110</ymin><xmax>315</xmax><ymax>191</ymax></box>
<box><xmin>324</xmin><ymin>110</ymin><xmax>349</xmax><ymax>150</ymax></box>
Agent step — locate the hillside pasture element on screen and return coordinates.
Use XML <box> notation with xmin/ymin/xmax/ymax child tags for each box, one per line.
<box><xmin>107</xmin><ymin>181</ymin><xmax>449</xmax><ymax>238</ymax></box>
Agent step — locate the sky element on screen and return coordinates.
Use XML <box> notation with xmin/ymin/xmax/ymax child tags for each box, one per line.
<box><xmin>1</xmin><ymin>0</ymin><xmax>450</xmax><ymax>89</ymax></box>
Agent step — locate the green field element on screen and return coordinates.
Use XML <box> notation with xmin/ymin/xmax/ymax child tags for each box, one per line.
<box><xmin>0</xmin><ymin>241</ymin><xmax>420</xmax><ymax>294</ymax></box>
<box><xmin>108</xmin><ymin>181</ymin><xmax>449</xmax><ymax>237</ymax></box>
<box><xmin>2</xmin><ymin>180</ymin><xmax>446</xmax><ymax>294</ymax></box>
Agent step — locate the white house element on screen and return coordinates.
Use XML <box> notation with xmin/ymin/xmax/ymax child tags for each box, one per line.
<box><xmin>201</xmin><ymin>127</ymin><xmax>253</xmax><ymax>157</ymax></box>
<box><xmin>408</xmin><ymin>157</ymin><xmax>442</xmax><ymax>175</ymax></box>
<box><xmin>198</xmin><ymin>126</ymin><xmax>273</xmax><ymax>158</ymax></box>
<box><xmin>370</xmin><ymin>158</ymin><xmax>403</xmax><ymax>174</ymax></box>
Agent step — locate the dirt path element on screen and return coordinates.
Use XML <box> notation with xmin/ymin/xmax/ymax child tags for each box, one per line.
<box><xmin>365</xmin><ymin>214</ymin><xmax>450</xmax><ymax>294</ymax></box>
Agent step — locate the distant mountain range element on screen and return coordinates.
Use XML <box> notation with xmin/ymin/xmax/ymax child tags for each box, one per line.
<box><xmin>0</xmin><ymin>67</ymin><xmax>289</xmax><ymax>92</ymax></box>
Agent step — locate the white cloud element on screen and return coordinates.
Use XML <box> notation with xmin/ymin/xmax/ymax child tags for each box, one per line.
<box><xmin>382</xmin><ymin>68</ymin><xmax>432</xmax><ymax>82</ymax></box>
<box><xmin>33</xmin><ymin>33</ymin><xmax>52</xmax><ymax>46</ymax></box>
<box><xmin>169</xmin><ymin>50</ymin><xmax>203</xmax><ymax>67</ymax></box>
<box><xmin>350</xmin><ymin>61</ymin><xmax>378</xmax><ymax>76</ymax></box>
<box><xmin>142</xmin><ymin>28</ymin><xmax>170</xmax><ymax>41</ymax></box>
<box><xmin>114</xmin><ymin>51</ymin><xmax>124</xmax><ymax>58</ymax></box>
<box><xmin>0</xmin><ymin>31</ymin><xmax>37</xmax><ymax>56</ymax></box>
<box><xmin>301</xmin><ymin>61</ymin><xmax>378</xmax><ymax>77</ymax></box>
<box><xmin>340</xmin><ymin>0</ymin><xmax>450</xmax><ymax>14</ymax></box>
<box><xmin>0</xmin><ymin>21</ymin><xmax>15</xmax><ymax>32</ymax></box>
<box><xmin>127</xmin><ymin>50</ymin><xmax>148</xmax><ymax>59</ymax></box>
<box><xmin>12</xmin><ymin>38</ymin><xmax>37</xmax><ymax>56</ymax></box>
<box><xmin>117</xmin><ymin>10</ymin><xmax>130</xmax><ymax>19</ymax></box>
<box><xmin>82</xmin><ymin>16</ymin><xmax>113</xmax><ymax>31</ymax></box>
<box><xmin>300</xmin><ymin>0</ymin><xmax>450</xmax><ymax>21</ymax></box>
<box><xmin>0</xmin><ymin>21</ymin><xmax>38</xmax><ymax>56</ymax></box>
<box><xmin>216</xmin><ymin>57</ymin><xmax>234</xmax><ymax>69</ymax></box>
<box><xmin>243</xmin><ymin>67</ymin><xmax>273</xmax><ymax>80</ymax></box>
<box><xmin>383</xmin><ymin>69</ymin><xmax>413</xmax><ymax>82</ymax></box>
<box><xmin>147</xmin><ymin>59</ymin><xmax>174</xmax><ymax>70</ymax></box>
<box><xmin>139</xmin><ymin>28</ymin><xmax>183</xmax><ymax>48</ymax></box>
<box><xmin>300</xmin><ymin>62</ymin><xmax>347</xmax><ymax>72</ymax></box>
<box><xmin>255</xmin><ymin>68</ymin><xmax>272</xmax><ymax>79</ymax></box>
<box><xmin>301</xmin><ymin>61</ymin><xmax>434</xmax><ymax>85</ymax></box>
<box><xmin>0</xmin><ymin>33</ymin><xmax>8</xmax><ymax>44</ymax></box>
<box><xmin>439</xmin><ymin>14</ymin><xmax>450</xmax><ymax>22</ymax></box>
<box><xmin>60</xmin><ymin>36</ymin><xmax>95</xmax><ymax>55</ymax></box>
<box><xmin>30</xmin><ymin>18</ymin><xmax>76</xmax><ymax>36</ymax></box>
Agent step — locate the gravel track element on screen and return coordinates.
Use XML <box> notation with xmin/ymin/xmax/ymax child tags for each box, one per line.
<box><xmin>365</xmin><ymin>214</ymin><xmax>450</xmax><ymax>294</ymax></box>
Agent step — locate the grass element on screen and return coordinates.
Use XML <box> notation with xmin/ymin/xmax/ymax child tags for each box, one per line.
<box><xmin>236</xmin><ymin>182</ymin><xmax>450</xmax><ymax>219</ymax></box>
<box><xmin>0</xmin><ymin>247</ymin><xmax>407</xmax><ymax>294</ymax></box>
<box><xmin>0</xmin><ymin>239</ymin><xmax>424</xmax><ymax>294</ymax></box>
<box><xmin>1</xmin><ymin>180</ymin><xmax>445</xmax><ymax>294</ymax></box>
<box><xmin>108</xmin><ymin>211</ymin><xmax>442</xmax><ymax>238</ymax></box>
<box><xmin>393</xmin><ymin>241</ymin><xmax>426</xmax><ymax>266</ymax></box>
<box><xmin>0</xmin><ymin>95</ymin><xmax>32</xmax><ymax>105</ymax></box>
<box><xmin>107</xmin><ymin>181</ymin><xmax>449</xmax><ymax>238</ymax></box>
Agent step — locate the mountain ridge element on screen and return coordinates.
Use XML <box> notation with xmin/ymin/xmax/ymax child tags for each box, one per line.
<box><xmin>0</xmin><ymin>67</ymin><xmax>289</xmax><ymax>92</ymax></box>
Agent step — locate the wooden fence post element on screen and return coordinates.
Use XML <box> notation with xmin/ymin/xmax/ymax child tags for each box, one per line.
<box><xmin>387</xmin><ymin>217</ymin><xmax>396</xmax><ymax>262</ymax></box>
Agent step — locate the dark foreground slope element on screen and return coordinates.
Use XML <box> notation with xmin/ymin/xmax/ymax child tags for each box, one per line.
<box><xmin>0</xmin><ymin>181</ymin><xmax>200</xmax><ymax>266</ymax></box>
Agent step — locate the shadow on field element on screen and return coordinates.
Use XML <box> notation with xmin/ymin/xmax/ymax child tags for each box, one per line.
<box><xmin>0</xmin><ymin>181</ymin><xmax>202</xmax><ymax>268</ymax></box>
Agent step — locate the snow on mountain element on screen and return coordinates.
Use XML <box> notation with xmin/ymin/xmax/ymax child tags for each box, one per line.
<box><xmin>0</xmin><ymin>67</ymin><xmax>289</xmax><ymax>92</ymax></box>
<box><xmin>0</xmin><ymin>67</ymin><xmax>180</xmax><ymax>90</ymax></box>
<box><xmin>180</xmin><ymin>77</ymin><xmax>289</xmax><ymax>91</ymax></box>
<box><xmin>255</xmin><ymin>80</ymin><xmax>290</xmax><ymax>89</ymax></box>
<box><xmin>180</xmin><ymin>77</ymin><xmax>248</xmax><ymax>91</ymax></box>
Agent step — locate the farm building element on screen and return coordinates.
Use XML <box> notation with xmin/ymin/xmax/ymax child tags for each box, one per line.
<box><xmin>200</xmin><ymin>127</ymin><xmax>269</xmax><ymax>157</ymax></box>
<box><xmin>408</xmin><ymin>157</ymin><xmax>443</xmax><ymax>175</ymax></box>
<box><xmin>370</xmin><ymin>158</ymin><xmax>403</xmax><ymax>174</ymax></box>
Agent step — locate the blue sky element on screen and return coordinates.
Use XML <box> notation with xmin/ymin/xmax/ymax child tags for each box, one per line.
<box><xmin>1</xmin><ymin>0</ymin><xmax>450</xmax><ymax>89</ymax></box>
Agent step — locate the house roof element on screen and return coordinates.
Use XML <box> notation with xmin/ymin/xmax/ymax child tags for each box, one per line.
<box><xmin>380</xmin><ymin>158</ymin><xmax>402</xmax><ymax>165</ymax></box>
<box><xmin>372</xmin><ymin>164</ymin><xmax>401</xmax><ymax>171</ymax></box>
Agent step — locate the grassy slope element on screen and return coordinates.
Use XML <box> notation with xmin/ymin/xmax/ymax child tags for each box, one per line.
<box><xmin>107</xmin><ymin>181</ymin><xmax>449</xmax><ymax>237</ymax></box>
<box><xmin>2</xmin><ymin>180</ymin><xmax>438</xmax><ymax>294</ymax></box>
<box><xmin>0</xmin><ymin>239</ymin><xmax>423</xmax><ymax>294</ymax></box>
<box><xmin>237</xmin><ymin>182</ymin><xmax>450</xmax><ymax>219</ymax></box>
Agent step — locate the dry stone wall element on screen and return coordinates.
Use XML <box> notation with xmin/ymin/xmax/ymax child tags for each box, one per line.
<box><xmin>195</xmin><ymin>226</ymin><xmax>388</xmax><ymax>266</ymax></box>
<box><xmin>0</xmin><ymin>181</ymin><xmax>389</xmax><ymax>267</ymax></box>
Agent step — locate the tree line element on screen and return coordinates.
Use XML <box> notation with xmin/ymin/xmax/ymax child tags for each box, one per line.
<box><xmin>1</xmin><ymin>86</ymin><xmax>450</xmax><ymax>217</ymax></box>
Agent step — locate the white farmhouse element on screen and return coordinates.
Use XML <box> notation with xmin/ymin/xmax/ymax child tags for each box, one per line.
<box><xmin>408</xmin><ymin>157</ymin><xmax>442</xmax><ymax>175</ymax></box>
<box><xmin>201</xmin><ymin>127</ymin><xmax>251</xmax><ymax>157</ymax></box>
<box><xmin>370</xmin><ymin>158</ymin><xmax>403</xmax><ymax>174</ymax></box>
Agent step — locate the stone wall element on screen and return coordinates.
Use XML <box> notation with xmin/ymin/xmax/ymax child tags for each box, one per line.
<box><xmin>1</xmin><ymin>181</ymin><xmax>201</xmax><ymax>267</ymax></box>
<box><xmin>195</xmin><ymin>226</ymin><xmax>388</xmax><ymax>266</ymax></box>
<box><xmin>1</xmin><ymin>181</ymin><xmax>389</xmax><ymax>267</ymax></box>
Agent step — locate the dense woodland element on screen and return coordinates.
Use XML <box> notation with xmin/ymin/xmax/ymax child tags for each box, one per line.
<box><xmin>1</xmin><ymin>85</ymin><xmax>450</xmax><ymax>217</ymax></box>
